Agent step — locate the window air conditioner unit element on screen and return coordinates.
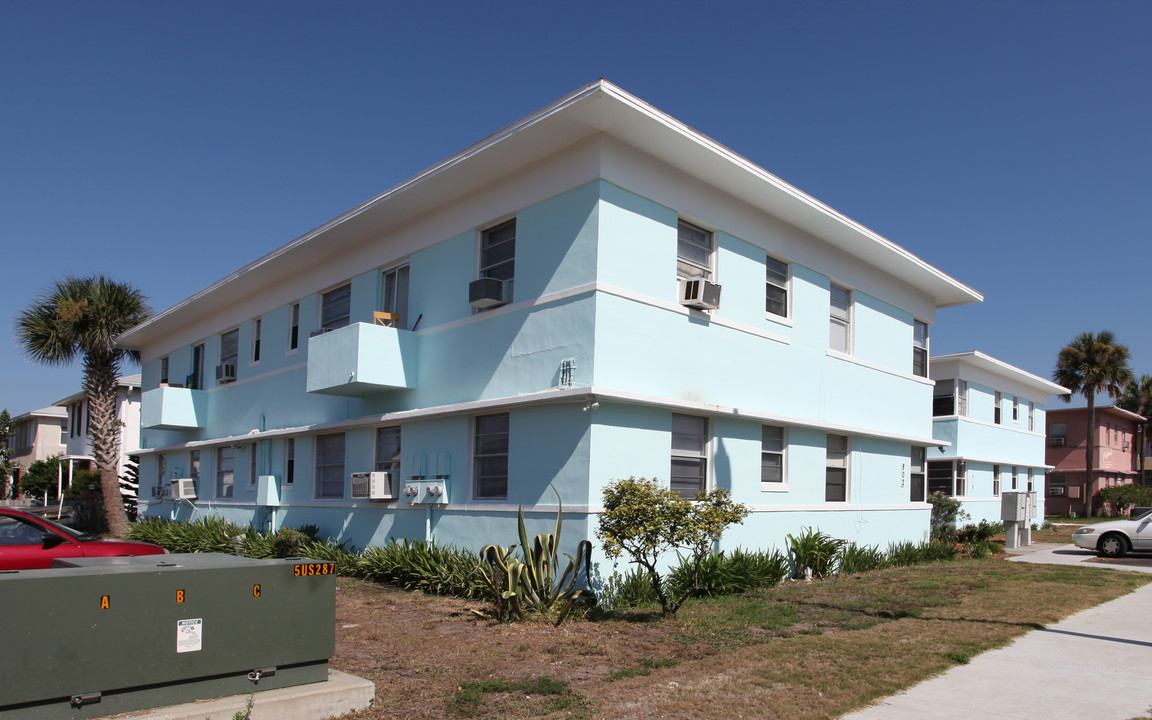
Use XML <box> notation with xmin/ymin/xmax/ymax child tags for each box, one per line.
<box><xmin>1048</xmin><ymin>437</ymin><xmax>1065</xmax><ymax>446</ymax></box>
<box><xmin>679</xmin><ymin>279</ymin><xmax>721</xmax><ymax>310</ymax></box>
<box><xmin>1049</xmin><ymin>486</ymin><xmax>1066</xmax><ymax>496</ymax></box>
<box><xmin>170</xmin><ymin>478</ymin><xmax>197</xmax><ymax>500</ymax></box>
<box><xmin>350</xmin><ymin>471</ymin><xmax>395</xmax><ymax>501</ymax></box>
<box><xmin>469</xmin><ymin>277</ymin><xmax>509</xmax><ymax>309</ymax></box>
<box><xmin>215</xmin><ymin>363</ymin><xmax>237</xmax><ymax>383</ymax></box>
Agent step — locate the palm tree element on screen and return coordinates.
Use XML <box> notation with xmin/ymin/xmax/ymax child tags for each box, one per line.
<box><xmin>15</xmin><ymin>276</ymin><xmax>151</xmax><ymax>537</ymax></box>
<box><xmin>1118</xmin><ymin>375</ymin><xmax>1152</xmax><ymax>485</ymax></box>
<box><xmin>1053</xmin><ymin>331</ymin><xmax>1134</xmax><ymax>517</ymax></box>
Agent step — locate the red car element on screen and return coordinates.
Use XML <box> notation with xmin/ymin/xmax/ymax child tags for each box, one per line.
<box><xmin>0</xmin><ymin>507</ymin><xmax>166</xmax><ymax>570</ymax></box>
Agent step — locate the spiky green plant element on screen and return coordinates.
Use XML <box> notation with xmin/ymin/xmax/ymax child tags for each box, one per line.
<box><xmin>786</xmin><ymin>527</ymin><xmax>845</xmax><ymax>579</ymax></box>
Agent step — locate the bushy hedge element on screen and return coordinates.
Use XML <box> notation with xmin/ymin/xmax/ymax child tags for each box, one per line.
<box><xmin>1094</xmin><ymin>484</ymin><xmax>1152</xmax><ymax>516</ymax></box>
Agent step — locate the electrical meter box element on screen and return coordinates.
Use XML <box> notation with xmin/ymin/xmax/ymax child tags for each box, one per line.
<box><xmin>0</xmin><ymin>553</ymin><xmax>336</xmax><ymax>719</ymax></box>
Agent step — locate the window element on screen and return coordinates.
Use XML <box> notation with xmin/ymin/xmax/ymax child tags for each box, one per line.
<box><xmin>910</xmin><ymin>446</ymin><xmax>926</xmax><ymax>502</ymax></box>
<box><xmin>676</xmin><ymin>220</ymin><xmax>713</xmax><ymax>280</ymax></box>
<box><xmin>913</xmin><ymin>321</ymin><xmax>928</xmax><ymax>377</ymax></box>
<box><xmin>381</xmin><ymin>265</ymin><xmax>411</xmax><ymax>330</ymax></box>
<box><xmin>156</xmin><ymin>454</ymin><xmax>167</xmax><ymax>496</ymax></box>
<box><xmin>160</xmin><ymin>356</ymin><xmax>169</xmax><ymax>385</ymax></box>
<box><xmin>252</xmin><ymin>318</ymin><xmax>262</xmax><ymax>362</ymax></box>
<box><xmin>826</xmin><ymin>434</ymin><xmax>848</xmax><ymax>502</ymax></box>
<box><xmin>993</xmin><ymin>464</ymin><xmax>1001</xmax><ymax>497</ymax></box>
<box><xmin>829</xmin><ymin>284</ymin><xmax>851</xmax><ymax>353</ymax></box>
<box><xmin>191</xmin><ymin>344</ymin><xmax>204</xmax><ymax>390</ymax></box>
<box><xmin>216</xmin><ymin>446</ymin><xmax>234</xmax><ymax>499</ymax></box>
<box><xmin>765</xmin><ymin>256</ymin><xmax>788</xmax><ymax>318</ymax></box>
<box><xmin>315</xmin><ymin>433</ymin><xmax>345</xmax><ymax>499</ymax></box>
<box><xmin>1049</xmin><ymin>423</ymin><xmax>1068</xmax><ymax>445</ymax></box>
<box><xmin>670</xmin><ymin>414</ymin><xmax>709</xmax><ymax>499</ymax></box>
<box><xmin>480</xmin><ymin>220</ymin><xmax>516</xmax><ymax>301</ymax></box>
<box><xmin>933</xmin><ymin>380</ymin><xmax>968</xmax><ymax>417</ymax></box>
<box><xmin>1011</xmin><ymin>466</ymin><xmax>1018</xmax><ymax>491</ymax></box>
<box><xmin>249</xmin><ymin>442</ymin><xmax>257</xmax><ymax>486</ymax></box>
<box><xmin>1028</xmin><ymin>401</ymin><xmax>1035</xmax><ymax>431</ymax></box>
<box><xmin>1027</xmin><ymin>469</ymin><xmax>1034</xmax><ymax>492</ymax></box>
<box><xmin>1012</xmin><ymin>397</ymin><xmax>1019</xmax><ymax>422</ymax></box>
<box><xmin>994</xmin><ymin>391</ymin><xmax>1002</xmax><ymax>425</ymax></box>
<box><xmin>474</xmin><ymin>414</ymin><xmax>509</xmax><ymax>499</ymax></box>
<box><xmin>375</xmin><ymin>426</ymin><xmax>402</xmax><ymax>474</ymax></box>
<box><xmin>285</xmin><ymin>438</ymin><xmax>295</xmax><ymax>485</ymax></box>
<box><xmin>321</xmin><ymin>284</ymin><xmax>352</xmax><ymax>331</ymax></box>
<box><xmin>761</xmin><ymin>425</ymin><xmax>786</xmax><ymax>487</ymax></box>
<box><xmin>289</xmin><ymin>303</ymin><xmax>300</xmax><ymax>350</ymax></box>
<box><xmin>220</xmin><ymin>329</ymin><xmax>239</xmax><ymax>368</ymax></box>
<box><xmin>190</xmin><ymin>450</ymin><xmax>200</xmax><ymax>495</ymax></box>
<box><xmin>927</xmin><ymin>461</ymin><xmax>953</xmax><ymax>496</ymax></box>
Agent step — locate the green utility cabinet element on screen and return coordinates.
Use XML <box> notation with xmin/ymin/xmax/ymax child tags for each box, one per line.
<box><xmin>0</xmin><ymin>553</ymin><xmax>337</xmax><ymax>719</ymax></box>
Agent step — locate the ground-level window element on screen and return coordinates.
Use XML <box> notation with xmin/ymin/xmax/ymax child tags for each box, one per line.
<box><xmin>671</xmin><ymin>414</ymin><xmax>708</xmax><ymax>499</ymax></box>
<box><xmin>216</xmin><ymin>446</ymin><xmax>234</xmax><ymax>499</ymax></box>
<box><xmin>909</xmin><ymin>446</ymin><xmax>925</xmax><ymax>502</ymax></box>
<box><xmin>761</xmin><ymin>425</ymin><xmax>785</xmax><ymax>488</ymax></box>
<box><xmin>375</xmin><ymin>427</ymin><xmax>401</xmax><ymax>474</ymax></box>
<box><xmin>285</xmin><ymin>438</ymin><xmax>295</xmax><ymax>485</ymax></box>
<box><xmin>315</xmin><ymin>433</ymin><xmax>345</xmax><ymax>499</ymax></box>
<box><xmin>474</xmin><ymin>414</ymin><xmax>509</xmax><ymax>499</ymax></box>
<box><xmin>156</xmin><ymin>454</ymin><xmax>167</xmax><ymax>497</ymax></box>
<box><xmin>1027</xmin><ymin>468</ymin><xmax>1034</xmax><ymax>492</ymax></box>
<box><xmin>1011</xmin><ymin>466</ymin><xmax>1018</xmax><ymax>491</ymax></box>
<box><xmin>993</xmin><ymin>464</ymin><xmax>1001</xmax><ymax>497</ymax></box>
<box><xmin>190</xmin><ymin>449</ymin><xmax>200</xmax><ymax>495</ymax></box>
<box><xmin>248</xmin><ymin>442</ymin><xmax>257</xmax><ymax>486</ymax></box>
<box><xmin>826</xmin><ymin>434</ymin><xmax>848</xmax><ymax>502</ymax></box>
<box><xmin>927</xmin><ymin>461</ymin><xmax>954</xmax><ymax>496</ymax></box>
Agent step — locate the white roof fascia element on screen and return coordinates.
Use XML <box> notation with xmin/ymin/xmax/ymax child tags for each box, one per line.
<box><xmin>931</xmin><ymin>350</ymin><xmax>1069</xmax><ymax>397</ymax></box>
<box><xmin>119</xmin><ymin>80</ymin><xmax>981</xmax><ymax>349</ymax></box>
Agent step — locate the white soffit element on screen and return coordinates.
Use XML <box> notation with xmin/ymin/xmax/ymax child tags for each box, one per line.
<box><xmin>120</xmin><ymin>80</ymin><xmax>980</xmax><ymax>348</ymax></box>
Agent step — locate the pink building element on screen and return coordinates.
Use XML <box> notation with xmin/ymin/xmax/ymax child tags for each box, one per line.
<box><xmin>1046</xmin><ymin>405</ymin><xmax>1145</xmax><ymax>516</ymax></box>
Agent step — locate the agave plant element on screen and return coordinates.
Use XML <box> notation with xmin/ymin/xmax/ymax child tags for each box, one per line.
<box><xmin>477</xmin><ymin>487</ymin><xmax>593</xmax><ymax>625</ymax></box>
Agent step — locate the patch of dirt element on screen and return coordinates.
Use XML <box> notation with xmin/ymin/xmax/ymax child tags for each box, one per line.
<box><xmin>332</xmin><ymin>580</ymin><xmax>698</xmax><ymax>719</ymax></box>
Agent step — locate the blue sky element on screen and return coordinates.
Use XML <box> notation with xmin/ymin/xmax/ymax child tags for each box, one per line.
<box><xmin>2</xmin><ymin>1</ymin><xmax>1149</xmax><ymax>417</ymax></box>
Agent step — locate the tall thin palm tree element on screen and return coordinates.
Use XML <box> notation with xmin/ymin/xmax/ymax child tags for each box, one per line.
<box><xmin>1053</xmin><ymin>331</ymin><xmax>1134</xmax><ymax>517</ymax></box>
<box><xmin>15</xmin><ymin>276</ymin><xmax>151</xmax><ymax>537</ymax></box>
<box><xmin>1118</xmin><ymin>374</ymin><xmax>1152</xmax><ymax>485</ymax></box>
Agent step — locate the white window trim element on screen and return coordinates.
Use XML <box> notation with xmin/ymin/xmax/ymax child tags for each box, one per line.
<box><xmin>676</xmin><ymin>219</ymin><xmax>715</xmax><ymax>282</ymax></box>
<box><xmin>760</xmin><ymin>424</ymin><xmax>788</xmax><ymax>492</ymax></box>
<box><xmin>671</xmin><ymin>413</ymin><xmax>712</xmax><ymax>499</ymax></box>
<box><xmin>825</xmin><ymin>434</ymin><xmax>850</xmax><ymax>503</ymax></box>
<box><xmin>251</xmin><ymin>317</ymin><xmax>262</xmax><ymax>366</ymax></box>
<box><xmin>829</xmin><ymin>283</ymin><xmax>853</xmax><ymax>355</ymax></box>
<box><xmin>765</xmin><ymin>255</ymin><xmax>790</xmax><ymax>320</ymax></box>
<box><xmin>219</xmin><ymin>327</ymin><xmax>240</xmax><ymax>368</ymax></box>
<box><xmin>287</xmin><ymin>302</ymin><xmax>300</xmax><ymax>355</ymax></box>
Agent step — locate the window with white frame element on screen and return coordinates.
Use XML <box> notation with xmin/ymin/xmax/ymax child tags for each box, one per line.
<box><xmin>315</xmin><ymin>433</ymin><xmax>345</xmax><ymax>499</ymax></box>
<box><xmin>220</xmin><ymin>329</ymin><xmax>239</xmax><ymax>369</ymax></box>
<box><xmin>252</xmin><ymin>318</ymin><xmax>262</xmax><ymax>363</ymax></box>
<box><xmin>320</xmin><ymin>284</ymin><xmax>351</xmax><ymax>331</ymax></box>
<box><xmin>829</xmin><ymin>284</ymin><xmax>851</xmax><ymax>353</ymax></box>
<box><xmin>156</xmin><ymin>453</ymin><xmax>167</xmax><ymax>497</ymax></box>
<box><xmin>216</xmin><ymin>446</ymin><xmax>234</xmax><ymax>499</ymax></box>
<box><xmin>160</xmin><ymin>356</ymin><xmax>169</xmax><ymax>385</ymax></box>
<box><xmin>289</xmin><ymin>303</ymin><xmax>300</xmax><ymax>350</ymax></box>
<box><xmin>480</xmin><ymin>220</ymin><xmax>516</xmax><ymax>301</ymax></box>
<box><xmin>190</xmin><ymin>449</ymin><xmax>200</xmax><ymax>494</ymax></box>
<box><xmin>933</xmin><ymin>379</ymin><xmax>968</xmax><ymax>417</ymax></box>
<box><xmin>826</xmin><ymin>434</ymin><xmax>849</xmax><ymax>502</ymax></box>
<box><xmin>671</xmin><ymin>414</ymin><xmax>709</xmax><ymax>499</ymax></box>
<box><xmin>1011</xmin><ymin>466</ymin><xmax>1018</xmax><ymax>491</ymax></box>
<box><xmin>474</xmin><ymin>413</ymin><xmax>509</xmax><ymax>499</ymax></box>
<box><xmin>761</xmin><ymin>424</ymin><xmax>786</xmax><ymax>488</ymax></box>
<box><xmin>927</xmin><ymin>460</ymin><xmax>961</xmax><ymax>497</ymax></box>
<box><xmin>913</xmin><ymin>320</ymin><xmax>929</xmax><ymax>377</ymax></box>
<box><xmin>249</xmin><ymin>442</ymin><xmax>257</xmax><ymax>486</ymax></box>
<box><xmin>1012</xmin><ymin>397</ymin><xmax>1019</xmax><ymax>422</ymax></box>
<box><xmin>1028</xmin><ymin>401</ymin><xmax>1035</xmax><ymax>431</ymax></box>
<box><xmin>1027</xmin><ymin>468</ymin><xmax>1034</xmax><ymax>492</ymax></box>
<box><xmin>285</xmin><ymin>438</ymin><xmax>295</xmax><ymax>485</ymax></box>
<box><xmin>993</xmin><ymin>464</ymin><xmax>1001</xmax><ymax>497</ymax></box>
<box><xmin>381</xmin><ymin>265</ymin><xmax>411</xmax><ymax>330</ymax></box>
<box><xmin>676</xmin><ymin>220</ymin><xmax>713</xmax><ymax>281</ymax></box>
<box><xmin>374</xmin><ymin>426</ymin><xmax>401</xmax><ymax>475</ymax></box>
<box><xmin>994</xmin><ymin>391</ymin><xmax>1002</xmax><ymax>425</ymax></box>
<box><xmin>191</xmin><ymin>343</ymin><xmax>204</xmax><ymax>390</ymax></box>
<box><xmin>765</xmin><ymin>256</ymin><xmax>789</xmax><ymax>318</ymax></box>
<box><xmin>910</xmin><ymin>446</ymin><xmax>926</xmax><ymax>502</ymax></box>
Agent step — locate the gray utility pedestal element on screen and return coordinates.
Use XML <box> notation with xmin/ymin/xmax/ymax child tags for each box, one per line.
<box><xmin>0</xmin><ymin>553</ymin><xmax>337</xmax><ymax>719</ymax></box>
<box><xmin>1002</xmin><ymin>490</ymin><xmax>1038</xmax><ymax>549</ymax></box>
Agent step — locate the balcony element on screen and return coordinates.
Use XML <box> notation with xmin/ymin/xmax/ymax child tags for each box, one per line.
<box><xmin>306</xmin><ymin>322</ymin><xmax>418</xmax><ymax>396</ymax></box>
<box><xmin>141</xmin><ymin>386</ymin><xmax>207</xmax><ymax>430</ymax></box>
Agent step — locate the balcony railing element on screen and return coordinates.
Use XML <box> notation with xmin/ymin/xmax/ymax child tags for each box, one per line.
<box><xmin>306</xmin><ymin>321</ymin><xmax>417</xmax><ymax>396</ymax></box>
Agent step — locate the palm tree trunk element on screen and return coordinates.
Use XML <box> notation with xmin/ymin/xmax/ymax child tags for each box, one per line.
<box><xmin>1085</xmin><ymin>395</ymin><xmax>1096</xmax><ymax>518</ymax></box>
<box><xmin>84</xmin><ymin>351</ymin><xmax>131</xmax><ymax>538</ymax></box>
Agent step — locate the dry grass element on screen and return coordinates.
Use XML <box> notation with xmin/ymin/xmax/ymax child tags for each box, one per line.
<box><xmin>331</xmin><ymin>559</ymin><xmax>1148</xmax><ymax>719</ymax></box>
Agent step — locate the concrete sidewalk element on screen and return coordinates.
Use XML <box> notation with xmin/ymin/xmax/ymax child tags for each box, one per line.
<box><xmin>841</xmin><ymin>544</ymin><xmax>1152</xmax><ymax>719</ymax></box>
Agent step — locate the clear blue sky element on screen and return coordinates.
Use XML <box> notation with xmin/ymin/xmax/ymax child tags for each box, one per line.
<box><xmin>2</xmin><ymin>1</ymin><xmax>1149</xmax><ymax>417</ymax></box>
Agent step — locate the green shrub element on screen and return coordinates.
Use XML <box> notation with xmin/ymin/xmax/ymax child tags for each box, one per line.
<box><xmin>957</xmin><ymin>520</ymin><xmax>1001</xmax><ymax>543</ymax></box>
<box><xmin>358</xmin><ymin>538</ymin><xmax>486</xmax><ymax>598</ymax></box>
<box><xmin>838</xmin><ymin>542</ymin><xmax>888</xmax><ymax>575</ymax></box>
<box><xmin>1094</xmin><ymin>484</ymin><xmax>1152</xmax><ymax>516</ymax></box>
<box><xmin>928</xmin><ymin>492</ymin><xmax>969</xmax><ymax>542</ymax></box>
<box><xmin>598</xmin><ymin>566</ymin><xmax>660</xmax><ymax>610</ymax></box>
<box><xmin>787</xmin><ymin>527</ymin><xmax>845</xmax><ymax>579</ymax></box>
<box><xmin>667</xmin><ymin>547</ymin><xmax>789</xmax><ymax>599</ymax></box>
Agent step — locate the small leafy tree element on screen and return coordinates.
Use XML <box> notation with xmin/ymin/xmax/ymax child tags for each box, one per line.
<box><xmin>0</xmin><ymin>409</ymin><xmax>13</xmax><ymax>499</ymax></box>
<box><xmin>596</xmin><ymin>476</ymin><xmax>749</xmax><ymax>617</ymax></box>
<box><xmin>927</xmin><ymin>491</ymin><xmax>969</xmax><ymax>543</ymax></box>
<box><xmin>18</xmin><ymin>454</ymin><xmax>63</xmax><ymax>500</ymax></box>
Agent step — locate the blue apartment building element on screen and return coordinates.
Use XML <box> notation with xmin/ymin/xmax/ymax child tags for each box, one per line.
<box><xmin>928</xmin><ymin>352</ymin><xmax>1067</xmax><ymax>525</ymax></box>
<box><xmin>121</xmin><ymin>81</ymin><xmax>984</xmax><ymax>561</ymax></box>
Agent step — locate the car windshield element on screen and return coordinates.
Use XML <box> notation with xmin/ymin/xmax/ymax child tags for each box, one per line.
<box><xmin>1136</xmin><ymin>509</ymin><xmax>1152</xmax><ymax>522</ymax></box>
<box><xmin>31</xmin><ymin>514</ymin><xmax>100</xmax><ymax>542</ymax></box>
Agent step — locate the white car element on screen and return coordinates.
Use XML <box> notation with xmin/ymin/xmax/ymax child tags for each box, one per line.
<box><xmin>1072</xmin><ymin>510</ymin><xmax>1152</xmax><ymax>557</ymax></box>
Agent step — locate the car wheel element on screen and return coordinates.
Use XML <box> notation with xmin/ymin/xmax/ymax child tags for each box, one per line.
<box><xmin>1098</xmin><ymin>533</ymin><xmax>1129</xmax><ymax>558</ymax></box>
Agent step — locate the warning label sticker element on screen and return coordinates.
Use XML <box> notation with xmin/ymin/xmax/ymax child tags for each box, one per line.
<box><xmin>177</xmin><ymin>618</ymin><xmax>203</xmax><ymax>654</ymax></box>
